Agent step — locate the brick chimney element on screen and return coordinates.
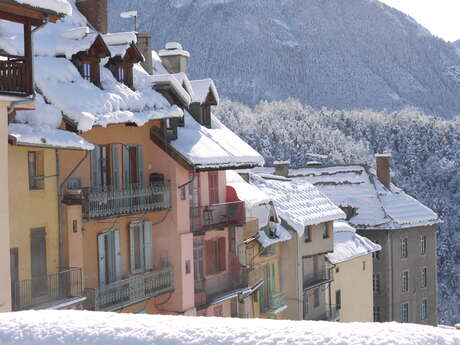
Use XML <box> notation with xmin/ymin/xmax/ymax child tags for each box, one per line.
<box><xmin>136</xmin><ymin>32</ymin><xmax>153</xmax><ymax>74</ymax></box>
<box><xmin>76</xmin><ymin>0</ymin><xmax>108</xmax><ymax>34</ymax></box>
<box><xmin>274</xmin><ymin>160</ymin><xmax>290</xmax><ymax>177</ymax></box>
<box><xmin>159</xmin><ymin>42</ymin><xmax>190</xmax><ymax>74</ymax></box>
<box><xmin>375</xmin><ymin>153</ymin><xmax>391</xmax><ymax>189</ymax></box>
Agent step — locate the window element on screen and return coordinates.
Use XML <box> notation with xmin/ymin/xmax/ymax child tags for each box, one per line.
<box><xmin>202</xmin><ymin>106</ymin><xmax>211</xmax><ymax>128</ymax></box>
<box><xmin>373</xmin><ymin>273</ymin><xmax>381</xmax><ymax>294</ymax></box>
<box><xmin>362</xmin><ymin>261</ymin><xmax>366</xmax><ymax>271</ymax></box>
<box><xmin>373</xmin><ymin>306</ymin><xmax>381</xmax><ymax>322</ymax></box>
<box><xmin>303</xmin><ymin>293</ymin><xmax>309</xmax><ymax>316</ymax></box>
<box><xmin>185</xmin><ymin>260</ymin><xmax>191</xmax><ymax>274</ymax></box>
<box><xmin>193</xmin><ymin>237</ymin><xmax>204</xmax><ymax>291</ymax></box>
<box><xmin>91</xmin><ymin>144</ymin><xmax>121</xmax><ymax>189</ymax></box>
<box><xmin>304</xmin><ymin>226</ymin><xmax>311</xmax><ymax>242</ymax></box>
<box><xmin>205</xmin><ymin>237</ymin><xmax>226</xmax><ymax>275</ymax></box>
<box><xmin>72</xmin><ymin>220</ymin><xmax>78</xmax><ymax>233</ymax></box>
<box><xmin>189</xmin><ymin>173</ymin><xmax>200</xmax><ymax>209</ymax></box>
<box><xmin>123</xmin><ymin>145</ymin><xmax>144</xmax><ymax>186</ymax></box>
<box><xmin>117</xmin><ymin>66</ymin><xmax>125</xmax><ymax>83</ymax></box>
<box><xmin>82</xmin><ymin>63</ymin><xmax>92</xmax><ymax>80</ymax></box>
<box><xmin>321</xmin><ymin>223</ymin><xmax>329</xmax><ymax>239</ymax></box>
<box><xmin>421</xmin><ymin>299</ymin><xmax>428</xmax><ymax>321</ymax></box>
<box><xmin>208</xmin><ymin>172</ymin><xmax>219</xmax><ymax>204</ymax></box>
<box><xmin>401</xmin><ymin>238</ymin><xmax>408</xmax><ymax>258</ymax></box>
<box><xmin>402</xmin><ymin>271</ymin><xmax>409</xmax><ymax>292</ymax></box>
<box><xmin>163</xmin><ymin>118</ymin><xmax>177</xmax><ymax>141</ymax></box>
<box><xmin>335</xmin><ymin>266</ymin><xmax>340</xmax><ymax>274</ymax></box>
<box><xmin>28</xmin><ymin>151</ymin><xmax>44</xmax><ymax>190</ymax></box>
<box><xmin>421</xmin><ymin>267</ymin><xmax>427</xmax><ymax>288</ymax></box>
<box><xmin>335</xmin><ymin>290</ymin><xmax>341</xmax><ymax>310</ymax></box>
<box><xmin>98</xmin><ymin>230</ymin><xmax>121</xmax><ymax>286</ymax></box>
<box><xmin>373</xmin><ymin>241</ymin><xmax>380</xmax><ymax>260</ymax></box>
<box><xmin>314</xmin><ymin>289</ymin><xmax>320</xmax><ymax>308</ymax></box>
<box><xmin>420</xmin><ymin>236</ymin><xmax>426</xmax><ymax>255</ymax></box>
<box><xmin>401</xmin><ymin>303</ymin><xmax>409</xmax><ymax>323</ymax></box>
<box><xmin>129</xmin><ymin>221</ymin><xmax>153</xmax><ymax>274</ymax></box>
<box><xmin>260</xmin><ymin>263</ymin><xmax>276</xmax><ymax>313</ymax></box>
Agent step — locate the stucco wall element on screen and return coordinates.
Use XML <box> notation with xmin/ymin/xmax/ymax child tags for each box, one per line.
<box><xmin>329</xmin><ymin>254</ymin><xmax>374</xmax><ymax>322</ymax></box>
<box><xmin>0</xmin><ymin>102</ymin><xmax>11</xmax><ymax>312</ymax></box>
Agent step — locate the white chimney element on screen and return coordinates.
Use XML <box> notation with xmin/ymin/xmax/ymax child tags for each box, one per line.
<box><xmin>158</xmin><ymin>42</ymin><xmax>190</xmax><ymax>74</ymax></box>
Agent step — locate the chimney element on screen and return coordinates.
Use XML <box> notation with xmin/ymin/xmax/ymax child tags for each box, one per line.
<box><xmin>136</xmin><ymin>32</ymin><xmax>153</xmax><ymax>74</ymax></box>
<box><xmin>159</xmin><ymin>42</ymin><xmax>190</xmax><ymax>74</ymax></box>
<box><xmin>274</xmin><ymin>160</ymin><xmax>290</xmax><ymax>177</ymax></box>
<box><xmin>375</xmin><ymin>153</ymin><xmax>391</xmax><ymax>189</ymax></box>
<box><xmin>76</xmin><ymin>0</ymin><xmax>108</xmax><ymax>34</ymax></box>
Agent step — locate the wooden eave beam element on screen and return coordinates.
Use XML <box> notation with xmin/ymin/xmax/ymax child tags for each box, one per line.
<box><xmin>0</xmin><ymin>3</ymin><xmax>60</xmax><ymax>24</ymax></box>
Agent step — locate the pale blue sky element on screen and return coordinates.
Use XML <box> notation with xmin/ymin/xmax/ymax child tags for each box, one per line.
<box><xmin>379</xmin><ymin>0</ymin><xmax>460</xmax><ymax>42</ymax></box>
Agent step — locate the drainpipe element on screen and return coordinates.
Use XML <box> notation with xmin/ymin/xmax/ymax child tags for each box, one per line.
<box><xmin>389</xmin><ymin>231</ymin><xmax>394</xmax><ymax>321</ymax></box>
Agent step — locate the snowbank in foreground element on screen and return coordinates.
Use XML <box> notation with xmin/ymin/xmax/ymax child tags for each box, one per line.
<box><xmin>0</xmin><ymin>310</ymin><xmax>459</xmax><ymax>345</ymax></box>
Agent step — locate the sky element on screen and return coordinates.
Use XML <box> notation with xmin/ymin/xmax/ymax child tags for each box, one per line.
<box><xmin>378</xmin><ymin>0</ymin><xmax>460</xmax><ymax>42</ymax></box>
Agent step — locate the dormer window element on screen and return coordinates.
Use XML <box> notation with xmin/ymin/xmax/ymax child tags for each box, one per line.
<box><xmin>82</xmin><ymin>63</ymin><xmax>92</xmax><ymax>81</ymax></box>
<box><xmin>202</xmin><ymin>106</ymin><xmax>211</xmax><ymax>128</ymax></box>
<box><xmin>117</xmin><ymin>66</ymin><xmax>125</xmax><ymax>83</ymax></box>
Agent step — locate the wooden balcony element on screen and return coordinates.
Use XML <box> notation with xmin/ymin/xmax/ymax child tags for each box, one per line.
<box><xmin>0</xmin><ymin>54</ymin><xmax>33</xmax><ymax>97</ymax></box>
<box><xmin>81</xmin><ymin>181</ymin><xmax>171</xmax><ymax>220</ymax></box>
<box><xmin>190</xmin><ymin>201</ymin><xmax>245</xmax><ymax>233</ymax></box>
<box><xmin>11</xmin><ymin>268</ymin><xmax>84</xmax><ymax>311</ymax></box>
<box><xmin>303</xmin><ymin>269</ymin><xmax>333</xmax><ymax>291</ymax></box>
<box><xmin>260</xmin><ymin>291</ymin><xmax>286</xmax><ymax>314</ymax></box>
<box><xmin>84</xmin><ymin>267</ymin><xmax>174</xmax><ymax>311</ymax></box>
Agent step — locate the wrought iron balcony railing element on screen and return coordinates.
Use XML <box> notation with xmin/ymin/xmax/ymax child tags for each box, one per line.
<box><xmin>260</xmin><ymin>291</ymin><xmax>286</xmax><ymax>314</ymax></box>
<box><xmin>81</xmin><ymin>181</ymin><xmax>171</xmax><ymax>220</ymax></box>
<box><xmin>84</xmin><ymin>267</ymin><xmax>174</xmax><ymax>311</ymax></box>
<box><xmin>303</xmin><ymin>268</ymin><xmax>333</xmax><ymax>290</ymax></box>
<box><xmin>0</xmin><ymin>54</ymin><xmax>33</xmax><ymax>97</ymax></box>
<box><xmin>11</xmin><ymin>268</ymin><xmax>83</xmax><ymax>311</ymax></box>
<box><xmin>190</xmin><ymin>201</ymin><xmax>245</xmax><ymax>233</ymax></box>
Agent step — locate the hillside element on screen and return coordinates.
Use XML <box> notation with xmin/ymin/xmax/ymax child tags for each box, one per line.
<box><xmin>108</xmin><ymin>0</ymin><xmax>460</xmax><ymax>118</ymax></box>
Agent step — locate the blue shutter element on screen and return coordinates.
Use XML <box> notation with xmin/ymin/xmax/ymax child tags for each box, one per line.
<box><xmin>114</xmin><ymin>230</ymin><xmax>121</xmax><ymax>281</ymax></box>
<box><xmin>91</xmin><ymin>146</ymin><xmax>102</xmax><ymax>188</ymax></box>
<box><xmin>98</xmin><ymin>233</ymin><xmax>106</xmax><ymax>286</ymax></box>
<box><xmin>111</xmin><ymin>144</ymin><xmax>120</xmax><ymax>189</ymax></box>
<box><xmin>143</xmin><ymin>221</ymin><xmax>153</xmax><ymax>271</ymax></box>
<box><xmin>123</xmin><ymin>145</ymin><xmax>130</xmax><ymax>187</ymax></box>
<box><xmin>129</xmin><ymin>223</ymin><xmax>136</xmax><ymax>273</ymax></box>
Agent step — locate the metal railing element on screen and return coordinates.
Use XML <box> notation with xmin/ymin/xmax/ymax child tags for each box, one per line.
<box><xmin>11</xmin><ymin>268</ymin><xmax>83</xmax><ymax>311</ymax></box>
<box><xmin>82</xmin><ymin>181</ymin><xmax>171</xmax><ymax>220</ymax></box>
<box><xmin>194</xmin><ymin>268</ymin><xmax>249</xmax><ymax>306</ymax></box>
<box><xmin>84</xmin><ymin>267</ymin><xmax>174</xmax><ymax>311</ymax></box>
<box><xmin>260</xmin><ymin>291</ymin><xmax>286</xmax><ymax>314</ymax></box>
<box><xmin>190</xmin><ymin>201</ymin><xmax>245</xmax><ymax>233</ymax></box>
<box><xmin>303</xmin><ymin>269</ymin><xmax>333</xmax><ymax>290</ymax></box>
<box><xmin>0</xmin><ymin>54</ymin><xmax>32</xmax><ymax>96</ymax></box>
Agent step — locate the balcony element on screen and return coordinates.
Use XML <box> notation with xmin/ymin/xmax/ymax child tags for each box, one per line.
<box><xmin>190</xmin><ymin>201</ymin><xmax>245</xmax><ymax>233</ymax></box>
<box><xmin>195</xmin><ymin>268</ymin><xmax>249</xmax><ymax>307</ymax></box>
<box><xmin>260</xmin><ymin>291</ymin><xmax>287</xmax><ymax>314</ymax></box>
<box><xmin>84</xmin><ymin>267</ymin><xmax>174</xmax><ymax>311</ymax></box>
<box><xmin>0</xmin><ymin>54</ymin><xmax>33</xmax><ymax>97</ymax></box>
<box><xmin>303</xmin><ymin>269</ymin><xmax>333</xmax><ymax>290</ymax></box>
<box><xmin>81</xmin><ymin>181</ymin><xmax>171</xmax><ymax>220</ymax></box>
<box><xmin>11</xmin><ymin>268</ymin><xmax>84</xmax><ymax>311</ymax></box>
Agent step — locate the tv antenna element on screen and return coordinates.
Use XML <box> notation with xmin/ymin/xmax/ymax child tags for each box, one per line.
<box><xmin>120</xmin><ymin>11</ymin><xmax>138</xmax><ymax>32</ymax></box>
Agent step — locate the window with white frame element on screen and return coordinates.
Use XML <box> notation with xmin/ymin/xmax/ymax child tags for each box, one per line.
<box><xmin>401</xmin><ymin>303</ymin><xmax>409</xmax><ymax>323</ymax></box>
<box><xmin>421</xmin><ymin>267</ymin><xmax>427</xmax><ymax>288</ymax></box>
<box><xmin>401</xmin><ymin>238</ymin><xmax>408</xmax><ymax>258</ymax></box>
<box><xmin>129</xmin><ymin>221</ymin><xmax>153</xmax><ymax>274</ymax></box>
<box><xmin>402</xmin><ymin>271</ymin><xmax>409</xmax><ymax>292</ymax></box>
<box><xmin>421</xmin><ymin>299</ymin><xmax>428</xmax><ymax>321</ymax></box>
<box><xmin>420</xmin><ymin>235</ymin><xmax>427</xmax><ymax>255</ymax></box>
<box><xmin>321</xmin><ymin>223</ymin><xmax>329</xmax><ymax>239</ymax></box>
<box><xmin>98</xmin><ymin>230</ymin><xmax>121</xmax><ymax>286</ymax></box>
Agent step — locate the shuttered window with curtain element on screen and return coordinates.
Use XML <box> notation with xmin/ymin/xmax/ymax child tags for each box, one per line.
<box><xmin>205</xmin><ymin>237</ymin><xmax>226</xmax><ymax>275</ymax></box>
<box><xmin>129</xmin><ymin>221</ymin><xmax>153</xmax><ymax>273</ymax></box>
<box><xmin>123</xmin><ymin>145</ymin><xmax>144</xmax><ymax>187</ymax></box>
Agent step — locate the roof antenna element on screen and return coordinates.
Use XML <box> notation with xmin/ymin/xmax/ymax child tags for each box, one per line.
<box><xmin>120</xmin><ymin>11</ymin><xmax>138</xmax><ymax>32</ymax></box>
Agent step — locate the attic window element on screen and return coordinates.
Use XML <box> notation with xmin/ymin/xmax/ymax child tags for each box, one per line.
<box><xmin>82</xmin><ymin>63</ymin><xmax>92</xmax><ymax>81</ymax></box>
<box><xmin>341</xmin><ymin>206</ymin><xmax>357</xmax><ymax>221</ymax></box>
<box><xmin>117</xmin><ymin>66</ymin><xmax>125</xmax><ymax>83</ymax></box>
<box><xmin>202</xmin><ymin>106</ymin><xmax>211</xmax><ymax>128</ymax></box>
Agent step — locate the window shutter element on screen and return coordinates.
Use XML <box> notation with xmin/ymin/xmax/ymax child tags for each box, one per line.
<box><xmin>114</xmin><ymin>230</ymin><xmax>121</xmax><ymax>281</ymax></box>
<box><xmin>98</xmin><ymin>233</ymin><xmax>106</xmax><ymax>286</ymax></box>
<box><xmin>137</xmin><ymin>145</ymin><xmax>144</xmax><ymax>186</ymax></box>
<box><xmin>143</xmin><ymin>221</ymin><xmax>153</xmax><ymax>271</ymax></box>
<box><xmin>218</xmin><ymin>237</ymin><xmax>226</xmax><ymax>272</ymax></box>
<box><xmin>111</xmin><ymin>144</ymin><xmax>120</xmax><ymax>189</ymax></box>
<box><xmin>205</xmin><ymin>240</ymin><xmax>213</xmax><ymax>275</ymax></box>
<box><xmin>91</xmin><ymin>146</ymin><xmax>102</xmax><ymax>188</ymax></box>
<box><xmin>123</xmin><ymin>145</ymin><xmax>130</xmax><ymax>187</ymax></box>
<box><xmin>129</xmin><ymin>223</ymin><xmax>136</xmax><ymax>273</ymax></box>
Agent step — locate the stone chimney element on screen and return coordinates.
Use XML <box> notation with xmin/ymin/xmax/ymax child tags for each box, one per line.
<box><xmin>274</xmin><ymin>160</ymin><xmax>290</xmax><ymax>177</ymax></box>
<box><xmin>76</xmin><ymin>0</ymin><xmax>108</xmax><ymax>34</ymax></box>
<box><xmin>375</xmin><ymin>153</ymin><xmax>391</xmax><ymax>189</ymax></box>
<box><xmin>159</xmin><ymin>42</ymin><xmax>190</xmax><ymax>74</ymax></box>
<box><xmin>136</xmin><ymin>32</ymin><xmax>153</xmax><ymax>74</ymax></box>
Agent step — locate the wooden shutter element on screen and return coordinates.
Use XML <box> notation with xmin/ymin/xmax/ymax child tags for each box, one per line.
<box><xmin>205</xmin><ymin>240</ymin><xmax>213</xmax><ymax>275</ymax></box>
<box><xmin>137</xmin><ymin>145</ymin><xmax>144</xmax><ymax>186</ymax></box>
<box><xmin>30</xmin><ymin>228</ymin><xmax>47</xmax><ymax>276</ymax></box>
<box><xmin>114</xmin><ymin>230</ymin><xmax>121</xmax><ymax>281</ymax></box>
<box><xmin>218</xmin><ymin>237</ymin><xmax>226</xmax><ymax>272</ymax></box>
<box><xmin>129</xmin><ymin>223</ymin><xmax>136</xmax><ymax>273</ymax></box>
<box><xmin>208</xmin><ymin>172</ymin><xmax>219</xmax><ymax>204</ymax></box>
<box><xmin>91</xmin><ymin>146</ymin><xmax>102</xmax><ymax>188</ymax></box>
<box><xmin>98</xmin><ymin>233</ymin><xmax>106</xmax><ymax>286</ymax></box>
<box><xmin>143</xmin><ymin>221</ymin><xmax>153</xmax><ymax>271</ymax></box>
<box><xmin>111</xmin><ymin>144</ymin><xmax>120</xmax><ymax>189</ymax></box>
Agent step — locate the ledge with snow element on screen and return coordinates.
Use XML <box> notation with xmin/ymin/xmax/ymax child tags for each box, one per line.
<box><xmin>0</xmin><ymin>311</ymin><xmax>459</xmax><ymax>345</ymax></box>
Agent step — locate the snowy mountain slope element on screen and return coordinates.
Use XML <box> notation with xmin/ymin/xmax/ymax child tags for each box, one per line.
<box><xmin>109</xmin><ymin>0</ymin><xmax>460</xmax><ymax>118</ymax></box>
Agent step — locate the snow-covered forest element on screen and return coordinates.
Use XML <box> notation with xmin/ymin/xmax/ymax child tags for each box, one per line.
<box><xmin>215</xmin><ymin>99</ymin><xmax>460</xmax><ymax>325</ymax></box>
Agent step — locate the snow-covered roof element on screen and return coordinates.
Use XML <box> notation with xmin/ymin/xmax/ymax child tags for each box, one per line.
<box><xmin>251</xmin><ymin>174</ymin><xmax>345</xmax><ymax>236</ymax></box>
<box><xmin>152</xmin><ymin>73</ymin><xmax>192</xmax><ymax>106</ymax></box>
<box><xmin>286</xmin><ymin>165</ymin><xmax>440</xmax><ymax>230</ymax></box>
<box><xmin>170</xmin><ymin>112</ymin><xmax>264</xmax><ymax>170</ymax></box>
<box><xmin>11</xmin><ymin>0</ymin><xmax>72</xmax><ymax>16</ymax></box>
<box><xmin>102</xmin><ymin>32</ymin><xmax>138</xmax><ymax>59</ymax></box>
<box><xmin>159</xmin><ymin>42</ymin><xmax>190</xmax><ymax>58</ymax></box>
<box><xmin>326</xmin><ymin>221</ymin><xmax>381</xmax><ymax>264</ymax></box>
<box><xmin>257</xmin><ymin>223</ymin><xmax>292</xmax><ymax>248</ymax></box>
<box><xmin>1</xmin><ymin>310</ymin><xmax>459</xmax><ymax>345</ymax></box>
<box><xmin>0</xmin><ymin>2</ymin><xmax>182</xmax><ymax>132</ymax></box>
<box><xmin>190</xmin><ymin>79</ymin><xmax>219</xmax><ymax>105</ymax></box>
